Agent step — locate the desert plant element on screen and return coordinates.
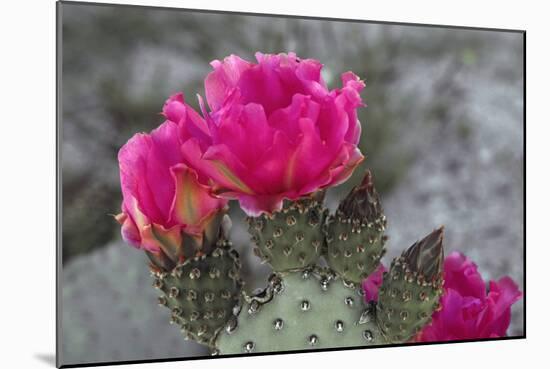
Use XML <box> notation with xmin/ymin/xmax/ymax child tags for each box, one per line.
<box><xmin>115</xmin><ymin>52</ymin><xmax>520</xmax><ymax>355</ymax></box>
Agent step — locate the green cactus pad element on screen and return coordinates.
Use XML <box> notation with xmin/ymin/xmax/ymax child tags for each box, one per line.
<box><xmin>215</xmin><ymin>269</ymin><xmax>384</xmax><ymax>354</ymax></box>
<box><xmin>325</xmin><ymin>215</ymin><xmax>386</xmax><ymax>283</ymax></box>
<box><xmin>326</xmin><ymin>170</ymin><xmax>387</xmax><ymax>283</ymax></box>
<box><xmin>247</xmin><ymin>195</ymin><xmax>328</xmax><ymax>272</ymax></box>
<box><xmin>377</xmin><ymin>228</ymin><xmax>444</xmax><ymax>343</ymax></box>
<box><xmin>152</xmin><ymin>245</ymin><xmax>242</xmax><ymax>346</ymax></box>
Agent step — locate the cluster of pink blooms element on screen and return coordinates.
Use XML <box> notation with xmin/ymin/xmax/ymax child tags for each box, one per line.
<box><xmin>117</xmin><ymin>52</ymin><xmax>521</xmax><ymax>342</ymax></box>
<box><xmin>362</xmin><ymin>252</ymin><xmax>522</xmax><ymax>341</ymax></box>
<box><xmin>117</xmin><ymin>52</ymin><xmax>364</xmax><ymax>252</ymax></box>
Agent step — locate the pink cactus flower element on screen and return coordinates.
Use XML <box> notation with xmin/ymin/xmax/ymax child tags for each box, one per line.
<box><xmin>116</xmin><ymin>117</ymin><xmax>227</xmax><ymax>254</ymax></box>
<box><xmin>165</xmin><ymin>52</ymin><xmax>365</xmax><ymax>215</ymax></box>
<box><xmin>361</xmin><ymin>252</ymin><xmax>522</xmax><ymax>341</ymax></box>
<box><xmin>415</xmin><ymin>251</ymin><xmax>522</xmax><ymax>342</ymax></box>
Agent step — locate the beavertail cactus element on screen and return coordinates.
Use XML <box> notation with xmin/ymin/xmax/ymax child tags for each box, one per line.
<box><xmin>116</xmin><ymin>52</ymin><xmax>522</xmax><ymax>357</ymax></box>
<box><xmin>216</xmin><ymin>269</ymin><xmax>382</xmax><ymax>353</ymax></box>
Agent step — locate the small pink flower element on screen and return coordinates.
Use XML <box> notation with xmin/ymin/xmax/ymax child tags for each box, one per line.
<box><xmin>360</xmin><ymin>252</ymin><xmax>522</xmax><ymax>341</ymax></box>
<box><xmin>168</xmin><ymin>52</ymin><xmax>365</xmax><ymax>215</ymax></box>
<box><xmin>362</xmin><ymin>264</ymin><xmax>387</xmax><ymax>303</ymax></box>
<box><xmin>116</xmin><ymin>108</ymin><xmax>227</xmax><ymax>254</ymax></box>
<box><xmin>416</xmin><ymin>252</ymin><xmax>522</xmax><ymax>341</ymax></box>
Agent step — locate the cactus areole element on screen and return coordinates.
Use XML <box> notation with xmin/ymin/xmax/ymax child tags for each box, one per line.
<box><xmin>116</xmin><ymin>52</ymin><xmax>520</xmax><ymax>357</ymax></box>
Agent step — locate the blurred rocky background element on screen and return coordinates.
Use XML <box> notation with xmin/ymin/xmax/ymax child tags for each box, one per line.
<box><xmin>60</xmin><ymin>2</ymin><xmax>524</xmax><ymax>366</ymax></box>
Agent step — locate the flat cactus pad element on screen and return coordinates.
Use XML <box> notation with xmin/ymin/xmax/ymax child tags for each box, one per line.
<box><xmin>215</xmin><ymin>269</ymin><xmax>384</xmax><ymax>354</ymax></box>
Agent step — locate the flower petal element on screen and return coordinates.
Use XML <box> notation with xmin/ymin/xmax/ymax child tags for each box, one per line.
<box><xmin>168</xmin><ymin>164</ymin><xmax>226</xmax><ymax>234</ymax></box>
<box><xmin>115</xmin><ymin>212</ymin><xmax>141</xmax><ymax>248</ymax></box>
<box><xmin>205</xmin><ymin>54</ymin><xmax>252</xmax><ymax>111</ymax></box>
<box><xmin>361</xmin><ymin>264</ymin><xmax>387</xmax><ymax>302</ymax></box>
<box><xmin>443</xmin><ymin>251</ymin><xmax>486</xmax><ymax>300</ymax></box>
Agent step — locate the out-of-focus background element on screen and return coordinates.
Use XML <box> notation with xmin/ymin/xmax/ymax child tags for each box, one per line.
<box><xmin>60</xmin><ymin>2</ymin><xmax>524</xmax><ymax>366</ymax></box>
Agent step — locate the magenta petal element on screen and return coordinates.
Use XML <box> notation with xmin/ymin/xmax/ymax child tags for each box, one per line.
<box><xmin>482</xmin><ymin>277</ymin><xmax>522</xmax><ymax>336</ymax></box>
<box><xmin>251</xmin><ymin>130</ymin><xmax>294</xmax><ymax>195</ymax></box>
<box><xmin>205</xmin><ymin>54</ymin><xmax>252</xmax><ymax>111</ymax></box>
<box><xmin>489</xmin><ymin>277</ymin><xmax>522</xmax><ymax>318</ymax></box>
<box><xmin>317</xmin><ymin>96</ymin><xmax>350</xmax><ymax>150</ymax></box>
<box><xmin>162</xmin><ymin>92</ymin><xmax>187</xmax><ymax>123</ymax></box>
<box><xmin>286</xmin><ymin>118</ymin><xmax>330</xmax><ymax>191</ymax></box>
<box><xmin>150</xmin><ymin>121</ymin><xmax>184</xmax><ymax>164</ymax></box>
<box><xmin>323</xmin><ymin>144</ymin><xmax>365</xmax><ymax>188</ymax></box>
<box><xmin>214</xmin><ymin>103</ymin><xmax>273</xmax><ymax>169</ymax></box>
<box><xmin>236</xmin><ymin>193</ymin><xmax>287</xmax><ymax>216</ymax></box>
<box><xmin>118</xmin><ymin>132</ymin><xmax>163</xmax><ymax>224</ymax></box>
<box><xmin>116</xmin><ymin>212</ymin><xmax>141</xmax><ymax>248</ymax></box>
<box><xmin>181</xmin><ymin>139</ymin><xmax>255</xmax><ymax>195</ymax></box>
<box><xmin>168</xmin><ymin>164</ymin><xmax>226</xmax><ymax>234</ymax></box>
<box><xmin>432</xmin><ymin>289</ymin><xmax>469</xmax><ymax>340</ymax></box>
<box><xmin>361</xmin><ymin>264</ymin><xmax>387</xmax><ymax>302</ymax></box>
<box><xmin>443</xmin><ymin>252</ymin><xmax>486</xmax><ymax>300</ymax></box>
<box><xmin>202</xmin><ymin>144</ymin><xmax>256</xmax><ymax>194</ymax></box>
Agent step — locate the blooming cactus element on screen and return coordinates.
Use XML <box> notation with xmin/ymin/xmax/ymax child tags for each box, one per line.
<box><xmin>116</xmin><ymin>119</ymin><xmax>227</xmax><ymax>256</ymax></box>
<box><xmin>166</xmin><ymin>52</ymin><xmax>365</xmax><ymax>215</ymax></box>
<box><xmin>361</xmin><ymin>252</ymin><xmax>522</xmax><ymax>341</ymax></box>
<box><xmin>114</xmin><ymin>52</ymin><xmax>522</xmax><ymax>354</ymax></box>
